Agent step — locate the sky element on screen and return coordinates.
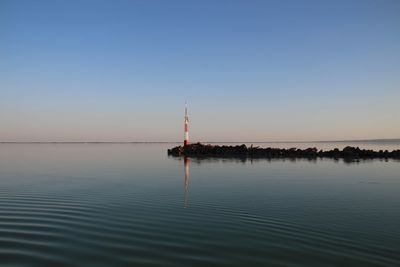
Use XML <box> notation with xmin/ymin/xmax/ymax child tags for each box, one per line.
<box><xmin>1</xmin><ymin>0</ymin><xmax>399</xmax><ymax>142</ymax></box>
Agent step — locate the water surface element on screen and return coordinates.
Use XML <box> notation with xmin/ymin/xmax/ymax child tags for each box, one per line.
<box><xmin>0</xmin><ymin>143</ymin><xmax>399</xmax><ymax>266</ymax></box>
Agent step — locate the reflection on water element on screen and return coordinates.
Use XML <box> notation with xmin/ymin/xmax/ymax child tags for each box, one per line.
<box><xmin>184</xmin><ymin>157</ymin><xmax>189</xmax><ymax>208</ymax></box>
<box><xmin>171</xmin><ymin>154</ymin><xmax>400</xmax><ymax>166</ymax></box>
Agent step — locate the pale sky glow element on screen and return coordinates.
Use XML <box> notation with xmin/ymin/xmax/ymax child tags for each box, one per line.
<box><xmin>1</xmin><ymin>0</ymin><xmax>399</xmax><ymax>142</ymax></box>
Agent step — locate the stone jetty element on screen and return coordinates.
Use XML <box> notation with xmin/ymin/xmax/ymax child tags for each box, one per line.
<box><xmin>168</xmin><ymin>143</ymin><xmax>400</xmax><ymax>159</ymax></box>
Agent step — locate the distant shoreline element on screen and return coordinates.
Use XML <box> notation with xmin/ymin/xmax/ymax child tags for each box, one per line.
<box><xmin>1</xmin><ymin>139</ymin><xmax>399</xmax><ymax>144</ymax></box>
<box><xmin>0</xmin><ymin>142</ymin><xmax>181</xmax><ymax>144</ymax></box>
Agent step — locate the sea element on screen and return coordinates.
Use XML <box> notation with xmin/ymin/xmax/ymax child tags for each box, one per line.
<box><xmin>0</xmin><ymin>141</ymin><xmax>399</xmax><ymax>267</ymax></box>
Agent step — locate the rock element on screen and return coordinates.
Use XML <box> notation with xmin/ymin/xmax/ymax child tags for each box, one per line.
<box><xmin>168</xmin><ymin>143</ymin><xmax>400</xmax><ymax>160</ymax></box>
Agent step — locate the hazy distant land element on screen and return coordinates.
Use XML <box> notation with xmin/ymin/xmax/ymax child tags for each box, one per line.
<box><xmin>1</xmin><ymin>139</ymin><xmax>400</xmax><ymax>144</ymax></box>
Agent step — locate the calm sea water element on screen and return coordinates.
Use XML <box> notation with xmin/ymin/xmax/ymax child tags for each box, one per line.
<box><xmin>0</xmin><ymin>143</ymin><xmax>399</xmax><ymax>267</ymax></box>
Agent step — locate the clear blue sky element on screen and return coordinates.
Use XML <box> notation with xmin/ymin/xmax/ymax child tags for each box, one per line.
<box><xmin>1</xmin><ymin>0</ymin><xmax>399</xmax><ymax>142</ymax></box>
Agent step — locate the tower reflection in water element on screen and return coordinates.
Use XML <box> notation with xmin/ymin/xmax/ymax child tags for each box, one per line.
<box><xmin>184</xmin><ymin>157</ymin><xmax>189</xmax><ymax>208</ymax></box>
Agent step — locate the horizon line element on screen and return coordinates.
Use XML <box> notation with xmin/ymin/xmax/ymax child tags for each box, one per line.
<box><xmin>1</xmin><ymin>138</ymin><xmax>399</xmax><ymax>144</ymax></box>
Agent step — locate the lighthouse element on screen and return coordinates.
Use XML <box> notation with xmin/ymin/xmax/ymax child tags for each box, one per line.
<box><xmin>184</xmin><ymin>102</ymin><xmax>189</xmax><ymax>147</ymax></box>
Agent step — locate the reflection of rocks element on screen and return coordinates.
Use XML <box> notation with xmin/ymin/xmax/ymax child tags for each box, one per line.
<box><xmin>168</xmin><ymin>143</ymin><xmax>400</xmax><ymax>159</ymax></box>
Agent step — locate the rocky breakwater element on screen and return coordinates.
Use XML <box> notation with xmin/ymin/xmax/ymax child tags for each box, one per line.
<box><xmin>168</xmin><ymin>143</ymin><xmax>400</xmax><ymax>159</ymax></box>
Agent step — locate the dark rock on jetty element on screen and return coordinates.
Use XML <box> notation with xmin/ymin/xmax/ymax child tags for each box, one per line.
<box><xmin>168</xmin><ymin>143</ymin><xmax>400</xmax><ymax>159</ymax></box>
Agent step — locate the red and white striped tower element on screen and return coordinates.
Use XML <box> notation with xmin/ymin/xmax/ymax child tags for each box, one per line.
<box><xmin>184</xmin><ymin>102</ymin><xmax>189</xmax><ymax>147</ymax></box>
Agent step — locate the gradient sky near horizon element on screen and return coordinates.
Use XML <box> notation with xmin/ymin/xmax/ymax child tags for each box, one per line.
<box><xmin>1</xmin><ymin>0</ymin><xmax>399</xmax><ymax>142</ymax></box>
